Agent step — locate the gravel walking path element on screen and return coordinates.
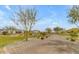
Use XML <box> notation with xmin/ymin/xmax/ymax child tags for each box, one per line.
<box><xmin>3</xmin><ymin>35</ymin><xmax>79</xmax><ymax>54</ymax></box>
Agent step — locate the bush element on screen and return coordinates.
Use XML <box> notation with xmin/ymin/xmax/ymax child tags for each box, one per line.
<box><xmin>2</xmin><ymin>31</ymin><xmax>8</xmax><ymax>35</ymax></box>
<box><xmin>40</xmin><ymin>37</ymin><xmax>44</xmax><ymax>40</ymax></box>
<box><xmin>45</xmin><ymin>35</ymin><xmax>48</xmax><ymax>38</ymax></box>
<box><xmin>70</xmin><ymin>38</ymin><xmax>75</xmax><ymax>42</ymax></box>
<box><xmin>66</xmin><ymin>38</ymin><xmax>69</xmax><ymax>40</ymax></box>
<box><xmin>66</xmin><ymin>31</ymin><xmax>78</xmax><ymax>42</ymax></box>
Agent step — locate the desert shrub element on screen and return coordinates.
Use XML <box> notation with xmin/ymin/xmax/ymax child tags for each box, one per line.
<box><xmin>70</xmin><ymin>38</ymin><xmax>75</xmax><ymax>42</ymax></box>
<box><xmin>66</xmin><ymin>37</ymin><xmax>75</xmax><ymax>42</ymax></box>
<box><xmin>2</xmin><ymin>31</ymin><xmax>8</xmax><ymax>35</ymax></box>
<box><xmin>66</xmin><ymin>31</ymin><xmax>78</xmax><ymax>42</ymax></box>
<box><xmin>66</xmin><ymin>38</ymin><xmax>69</xmax><ymax>40</ymax></box>
<box><xmin>35</xmin><ymin>32</ymin><xmax>45</xmax><ymax>40</ymax></box>
<box><xmin>39</xmin><ymin>33</ymin><xmax>44</xmax><ymax>40</ymax></box>
<box><xmin>40</xmin><ymin>37</ymin><xmax>44</xmax><ymax>40</ymax></box>
<box><xmin>34</xmin><ymin>31</ymin><xmax>49</xmax><ymax>40</ymax></box>
<box><xmin>45</xmin><ymin>35</ymin><xmax>48</xmax><ymax>38</ymax></box>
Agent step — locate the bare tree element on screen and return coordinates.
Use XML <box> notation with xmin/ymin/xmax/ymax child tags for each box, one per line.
<box><xmin>11</xmin><ymin>7</ymin><xmax>37</xmax><ymax>41</ymax></box>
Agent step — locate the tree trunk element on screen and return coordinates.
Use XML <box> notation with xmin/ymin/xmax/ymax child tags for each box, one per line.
<box><xmin>24</xmin><ymin>31</ymin><xmax>28</xmax><ymax>41</ymax></box>
<box><xmin>28</xmin><ymin>25</ymin><xmax>32</xmax><ymax>39</ymax></box>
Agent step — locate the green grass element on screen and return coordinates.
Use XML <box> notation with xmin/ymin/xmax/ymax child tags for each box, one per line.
<box><xmin>0</xmin><ymin>34</ymin><xmax>25</xmax><ymax>47</ymax></box>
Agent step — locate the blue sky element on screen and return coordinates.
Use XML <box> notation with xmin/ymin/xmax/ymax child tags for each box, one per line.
<box><xmin>0</xmin><ymin>5</ymin><xmax>77</xmax><ymax>31</ymax></box>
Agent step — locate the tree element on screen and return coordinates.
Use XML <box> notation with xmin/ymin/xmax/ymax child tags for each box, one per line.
<box><xmin>53</xmin><ymin>27</ymin><xmax>64</xmax><ymax>33</ymax></box>
<box><xmin>45</xmin><ymin>28</ymin><xmax>52</xmax><ymax>34</ymax></box>
<box><xmin>11</xmin><ymin>7</ymin><xmax>37</xmax><ymax>40</ymax></box>
<box><xmin>68</xmin><ymin>5</ymin><xmax>79</xmax><ymax>27</ymax></box>
<box><xmin>67</xmin><ymin>6</ymin><xmax>79</xmax><ymax>41</ymax></box>
<box><xmin>66</xmin><ymin>29</ymin><xmax>78</xmax><ymax>42</ymax></box>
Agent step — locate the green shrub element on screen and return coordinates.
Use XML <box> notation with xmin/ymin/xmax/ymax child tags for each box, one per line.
<box><xmin>45</xmin><ymin>35</ymin><xmax>48</xmax><ymax>38</ymax></box>
<box><xmin>66</xmin><ymin>31</ymin><xmax>79</xmax><ymax>42</ymax></box>
<box><xmin>41</xmin><ymin>37</ymin><xmax>44</xmax><ymax>40</ymax></box>
<box><xmin>70</xmin><ymin>38</ymin><xmax>75</xmax><ymax>42</ymax></box>
<box><xmin>2</xmin><ymin>31</ymin><xmax>8</xmax><ymax>35</ymax></box>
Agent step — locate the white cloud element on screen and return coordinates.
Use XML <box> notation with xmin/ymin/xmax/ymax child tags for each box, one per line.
<box><xmin>5</xmin><ymin>5</ymin><xmax>11</xmax><ymax>10</ymax></box>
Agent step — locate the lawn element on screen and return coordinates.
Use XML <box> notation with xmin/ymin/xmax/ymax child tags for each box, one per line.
<box><xmin>0</xmin><ymin>34</ymin><xmax>25</xmax><ymax>47</ymax></box>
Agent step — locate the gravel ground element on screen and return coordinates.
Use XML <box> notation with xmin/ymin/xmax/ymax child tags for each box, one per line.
<box><xmin>3</xmin><ymin>35</ymin><xmax>79</xmax><ymax>54</ymax></box>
